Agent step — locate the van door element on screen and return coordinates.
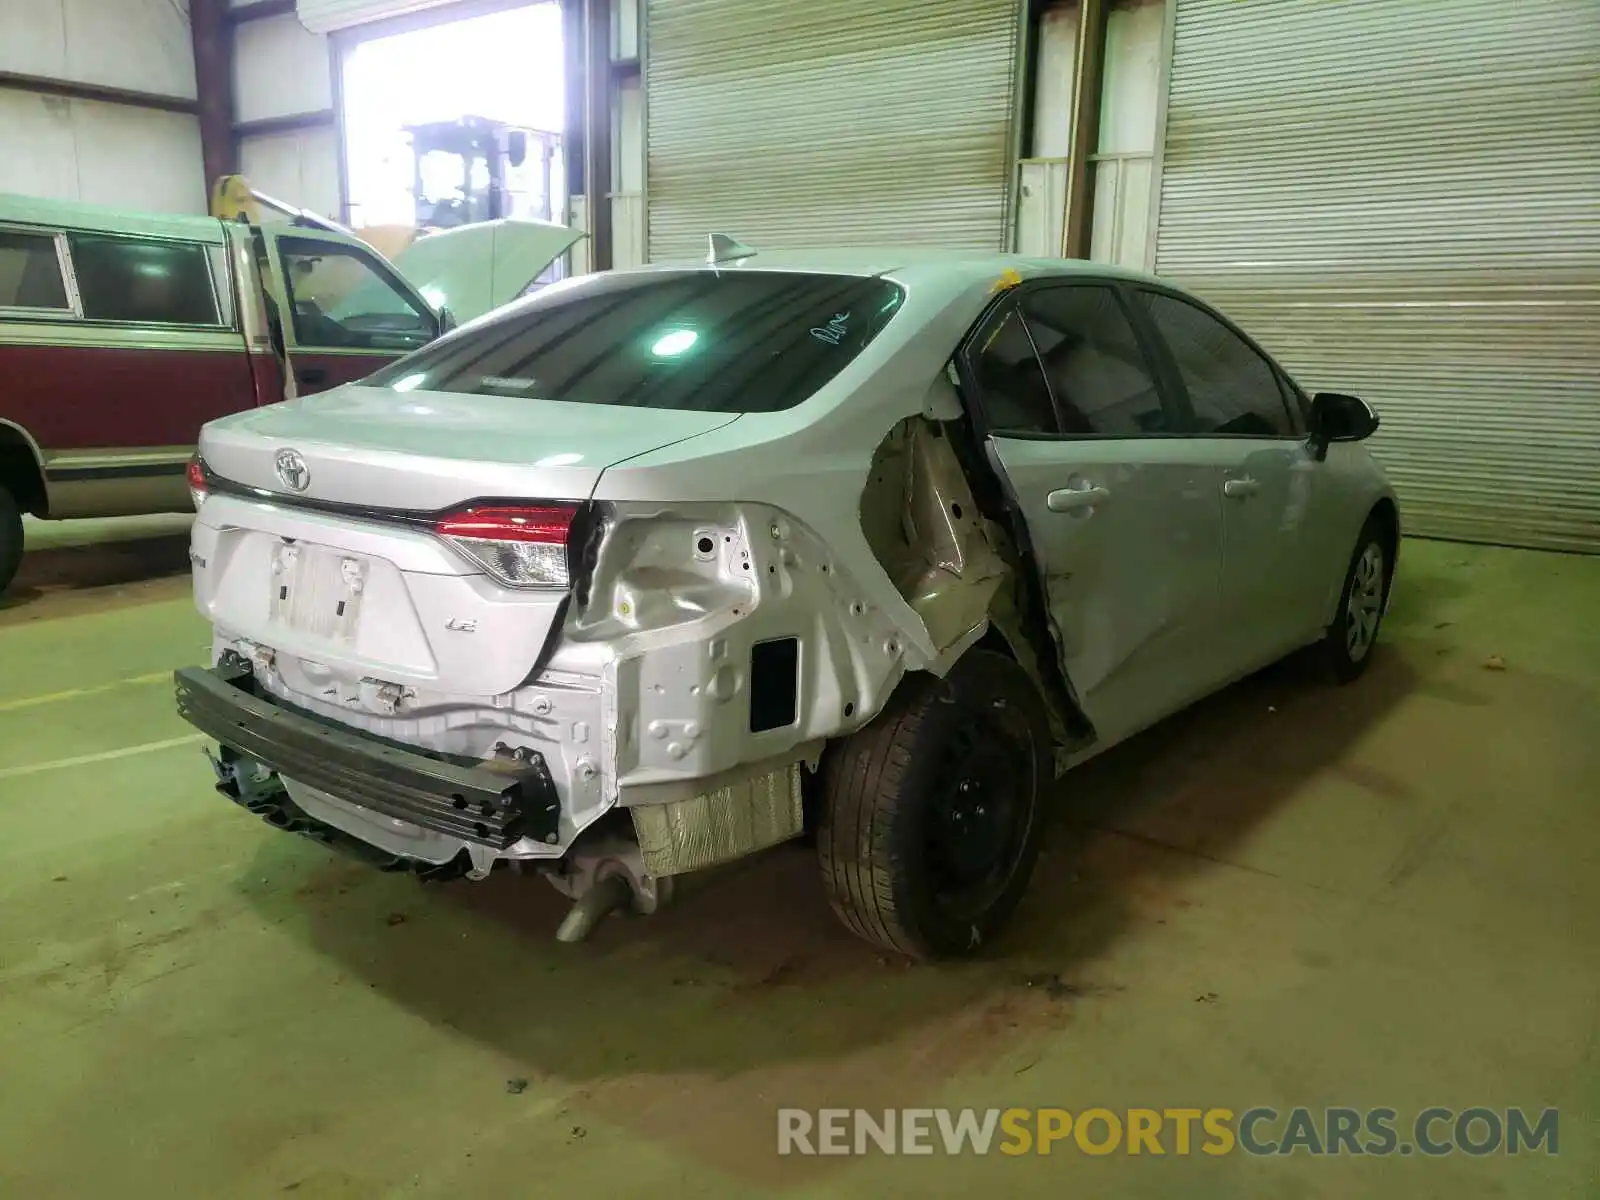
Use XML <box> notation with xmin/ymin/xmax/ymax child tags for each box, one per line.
<box><xmin>261</xmin><ymin>228</ymin><xmax>440</xmax><ymax>394</ymax></box>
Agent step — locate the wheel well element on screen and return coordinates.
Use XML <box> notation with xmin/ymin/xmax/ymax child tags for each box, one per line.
<box><xmin>1369</xmin><ymin>497</ymin><xmax>1400</xmax><ymax>590</ymax></box>
<box><xmin>0</xmin><ymin>426</ymin><xmax>47</xmax><ymax>516</ymax></box>
<box><xmin>855</xmin><ymin>412</ymin><xmax>1095</xmax><ymax>751</ymax></box>
<box><xmin>975</xmin><ymin>625</ymin><xmax>1015</xmax><ymax>660</ymax></box>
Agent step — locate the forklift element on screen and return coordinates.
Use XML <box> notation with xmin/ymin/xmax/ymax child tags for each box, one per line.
<box><xmin>406</xmin><ymin>116</ymin><xmax>562</xmax><ymax>231</ymax></box>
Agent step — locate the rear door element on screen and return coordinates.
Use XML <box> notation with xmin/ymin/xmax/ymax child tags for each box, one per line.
<box><xmin>1132</xmin><ymin>287</ymin><xmax>1326</xmax><ymax>667</ymax></box>
<box><xmin>262</xmin><ymin>228</ymin><xmax>439</xmax><ymax>395</ymax></box>
<box><xmin>960</xmin><ymin>282</ymin><xmax>1225</xmax><ymax>747</ymax></box>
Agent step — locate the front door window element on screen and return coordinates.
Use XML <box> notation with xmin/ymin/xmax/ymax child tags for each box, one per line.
<box><xmin>277</xmin><ymin>238</ymin><xmax>437</xmax><ymax>353</ymax></box>
<box><xmin>1137</xmin><ymin>290</ymin><xmax>1298</xmax><ymax>437</ymax></box>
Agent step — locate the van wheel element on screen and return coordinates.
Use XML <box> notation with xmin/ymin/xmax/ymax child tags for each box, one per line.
<box><xmin>0</xmin><ymin>485</ymin><xmax>22</xmax><ymax>595</ymax></box>
<box><xmin>817</xmin><ymin>649</ymin><xmax>1050</xmax><ymax>960</ymax></box>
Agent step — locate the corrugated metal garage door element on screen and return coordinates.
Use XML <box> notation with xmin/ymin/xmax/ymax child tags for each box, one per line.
<box><xmin>645</xmin><ymin>0</ymin><xmax>1024</xmax><ymax>262</ymax></box>
<box><xmin>297</xmin><ymin>1</ymin><xmax>460</xmax><ymax>33</ymax></box>
<box><xmin>1153</xmin><ymin>0</ymin><xmax>1600</xmax><ymax>551</ymax></box>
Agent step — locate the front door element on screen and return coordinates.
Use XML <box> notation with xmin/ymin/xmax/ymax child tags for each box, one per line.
<box><xmin>1132</xmin><ymin>288</ymin><xmax>1325</xmax><ymax>667</ymax></box>
<box><xmin>263</xmin><ymin>229</ymin><xmax>439</xmax><ymax>395</ymax></box>
<box><xmin>962</xmin><ymin>285</ymin><xmax>1225</xmax><ymax>748</ymax></box>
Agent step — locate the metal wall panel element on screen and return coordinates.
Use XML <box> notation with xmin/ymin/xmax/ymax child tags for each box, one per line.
<box><xmin>0</xmin><ymin>90</ymin><xmax>206</xmax><ymax>212</ymax></box>
<box><xmin>1153</xmin><ymin>0</ymin><xmax>1600</xmax><ymax>551</ymax></box>
<box><xmin>240</xmin><ymin>125</ymin><xmax>343</xmax><ymax>219</ymax></box>
<box><xmin>0</xmin><ymin>0</ymin><xmax>198</xmax><ymax>100</ymax></box>
<box><xmin>235</xmin><ymin>14</ymin><xmax>334</xmax><ymax>123</ymax></box>
<box><xmin>612</xmin><ymin>75</ymin><xmax>647</xmax><ymax>267</ymax></box>
<box><xmin>1031</xmin><ymin>4</ymin><xmax>1079</xmax><ymax>161</ymax></box>
<box><xmin>645</xmin><ymin>0</ymin><xmax>1024</xmax><ymax>262</ymax></box>
<box><xmin>297</xmin><ymin>0</ymin><xmax>463</xmax><ymax>33</ymax></box>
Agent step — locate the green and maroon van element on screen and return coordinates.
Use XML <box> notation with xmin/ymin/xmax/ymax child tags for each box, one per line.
<box><xmin>0</xmin><ymin>192</ymin><xmax>579</xmax><ymax>591</ymax></box>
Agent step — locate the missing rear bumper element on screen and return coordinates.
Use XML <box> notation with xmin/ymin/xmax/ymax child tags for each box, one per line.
<box><xmin>208</xmin><ymin>746</ymin><xmax>475</xmax><ymax>879</ymax></box>
<box><xmin>175</xmin><ymin>653</ymin><xmax>561</xmax><ymax>848</ymax></box>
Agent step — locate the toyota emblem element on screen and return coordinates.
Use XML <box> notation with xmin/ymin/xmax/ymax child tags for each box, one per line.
<box><xmin>275</xmin><ymin>448</ymin><xmax>310</xmax><ymax>492</ymax></box>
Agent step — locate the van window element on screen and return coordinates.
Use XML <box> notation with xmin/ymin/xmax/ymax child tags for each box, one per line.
<box><xmin>68</xmin><ymin>234</ymin><xmax>220</xmax><ymax>325</ymax></box>
<box><xmin>365</xmin><ymin>269</ymin><xmax>905</xmax><ymax>413</ymax></box>
<box><xmin>277</xmin><ymin>238</ymin><xmax>437</xmax><ymax>352</ymax></box>
<box><xmin>0</xmin><ymin>230</ymin><xmax>71</xmax><ymax>311</ymax></box>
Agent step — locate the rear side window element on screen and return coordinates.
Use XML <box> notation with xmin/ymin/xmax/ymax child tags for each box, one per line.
<box><xmin>68</xmin><ymin>234</ymin><xmax>220</xmax><ymax>325</ymax></box>
<box><xmin>0</xmin><ymin>230</ymin><xmax>70</xmax><ymax>311</ymax></box>
<box><xmin>366</xmin><ymin>270</ymin><xmax>905</xmax><ymax>413</ymax></box>
<box><xmin>969</xmin><ymin>304</ymin><xmax>1057</xmax><ymax>434</ymax></box>
<box><xmin>1139</xmin><ymin>290</ymin><xmax>1296</xmax><ymax>437</ymax></box>
<box><xmin>1020</xmin><ymin>285</ymin><xmax>1169</xmax><ymax>435</ymax></box>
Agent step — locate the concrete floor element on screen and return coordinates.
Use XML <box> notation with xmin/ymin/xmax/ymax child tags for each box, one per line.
<box><xmin>0</xmin><ymin>529</ymin><xmax>1595</xmax><ymax>1198</ymax></box>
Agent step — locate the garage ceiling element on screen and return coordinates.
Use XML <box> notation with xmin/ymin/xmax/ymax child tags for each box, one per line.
<box><xmin>295</xmin><ymin>0</ymin><xmax>461</xmax><ymax>34</ymax></box>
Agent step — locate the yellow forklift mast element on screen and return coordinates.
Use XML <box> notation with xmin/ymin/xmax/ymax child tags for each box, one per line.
<box><xmin>209</xmin><ymin>174</ymin><xmax>418</xmax><ymax>263</ymax></box>
<box><xmin>209</xmin><ymin>174</ymin><xmax>263</xmax><ymax>224</ymax></box>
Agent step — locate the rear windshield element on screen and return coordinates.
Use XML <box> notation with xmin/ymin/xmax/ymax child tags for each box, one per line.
<box><xmin>365</xmin><ymin>269</ymin><xmax>904</xmax><ymax>413</ymax></box>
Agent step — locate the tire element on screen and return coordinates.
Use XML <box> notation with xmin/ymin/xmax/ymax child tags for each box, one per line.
<box><xmin>0</xmin><ymin>484</ymin><xmax>22</xmax><ymax>596</ymax></box>
<box><xmin>817</xmin><ymin>649</ymin><xmax>1051</xmax><ymax>960</ymax></box>
<box><xmin>1318</xmin><ymin>517</ymin><xmax>1390</xmax><ymax>683</ymax></box>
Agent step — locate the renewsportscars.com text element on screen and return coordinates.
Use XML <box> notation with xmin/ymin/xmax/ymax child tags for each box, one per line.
<box><xmin>777</xmin><ymin>1106</ymin><xmax>1560</xmax><ymax>1157</ymax></box>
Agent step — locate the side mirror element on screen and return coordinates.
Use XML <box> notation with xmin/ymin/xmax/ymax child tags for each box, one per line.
<box><xmin>1308</xmin><ymin>391</ymin><xmax>1378</xmax><ymax>459</ymax></box>
<box><xmin>506</xmin><ymin>130</ymin><xmax>528</xmax><ymax>168</ymax></box>
<box><xmin>437</xmin><ymin>306</ymin><xmax>458</xmax><ymax>335</ymax></box>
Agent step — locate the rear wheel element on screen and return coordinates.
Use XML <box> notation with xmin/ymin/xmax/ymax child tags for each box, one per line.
<box><xmin>0</xmin><ymin>485</ymin><xmax>23</xmax><ymax>596</ymax></box>
<box><xmin>817</xmin><ymin>650</ymin><xmax>1050</xmax><ymax>959</ymax></box>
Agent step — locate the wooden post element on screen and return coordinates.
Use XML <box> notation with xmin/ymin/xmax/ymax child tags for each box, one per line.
<box><xmin>582</xmin><ymin>0</ymin><xmax>614</xmax><ymax>271</ymax></box>
<box><xmin>190</xmin><ymin>0</ymin><xmax>237</xmax><ymax>195</ymax></box>
<box><xmin>1061</xmin><ymin>0</ymin><xmax>1107</xmax><ymax>258</ymax></box>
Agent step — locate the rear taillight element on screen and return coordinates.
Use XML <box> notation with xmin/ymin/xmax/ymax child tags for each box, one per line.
<box><xmin>186</xmin><ymin>456</ymin><xmax>208</xmax><ymax>511</ymax></box>
<box><xmin>433</xmin><ymin>503</ymin><xmax>578</xmax><ymax>589</ymax></box>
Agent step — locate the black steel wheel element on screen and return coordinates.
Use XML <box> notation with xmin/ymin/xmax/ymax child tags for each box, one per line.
<box><xmin>818</xmin><ymin>649</ymin><xmax>1050</xmax><ymax>959</ymax></box>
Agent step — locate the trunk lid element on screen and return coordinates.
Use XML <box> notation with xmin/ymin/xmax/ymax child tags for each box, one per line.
<box><xmin>193</xmin><ymin>389</ymin><xmax>738</xmax><ymax>698</ymax></box>
<box><xmin>200</xmin><ymin>384</ymin><xmax>740</xmax><ymax>511</ymax></box>
<box><xmin>191</xmin><ymin>493</ymin><xmax>568</xmax><ymax>698</ymax></box>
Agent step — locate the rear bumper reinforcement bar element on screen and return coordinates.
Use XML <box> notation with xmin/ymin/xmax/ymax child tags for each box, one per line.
<box><xmin>174</xmin><ymin>653</ymin><xmax>559</xmax><ymax>849</ymax></box>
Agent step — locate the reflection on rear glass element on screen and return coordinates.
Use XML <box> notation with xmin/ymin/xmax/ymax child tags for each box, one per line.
<box><xmin>365</xmin><ymin>270</ymin><xmax>905</xmax><ymax>414</ymax></box>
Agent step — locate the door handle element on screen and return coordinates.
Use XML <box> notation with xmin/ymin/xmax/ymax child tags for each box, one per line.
<box><xmin>1223</xmin><ymin>477</ymin><xmax>1260</xmax><ymax>499</ymax></box>
<box><xmin>297</xmin><ymin>366</ymin><xmax>328</xmax><ymax>386</ymax></box>
<box><xmin>1046</xmin><ymin>485</ymin><xmax>1111</xmax><ymax>513</ymax></box>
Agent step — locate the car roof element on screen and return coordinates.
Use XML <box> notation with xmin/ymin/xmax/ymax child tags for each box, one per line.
<box><xmin>608</xmin><ymin>246</ymin><xmax>1169</xmax><ymax>290</ymax></box>
<box><xmin>0</xmin><ymin>192</ymin><xmax>228</xmax><ymax>244</ymax></box>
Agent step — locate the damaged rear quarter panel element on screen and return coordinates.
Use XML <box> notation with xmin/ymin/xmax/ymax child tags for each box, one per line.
<box><xmin>587</xmin><ymin>263</ymin><xmax>1003</xmax><ymax>666</ymax></box>
<box><xmin>577</xmin><ymin>263</ymin><xmax>1055</xmax><ymax>795</ymax></box>
<box><xmin>571</xmin><ymin>499</ymin><xmax>907</xmax><ymax>791</ymax></box>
